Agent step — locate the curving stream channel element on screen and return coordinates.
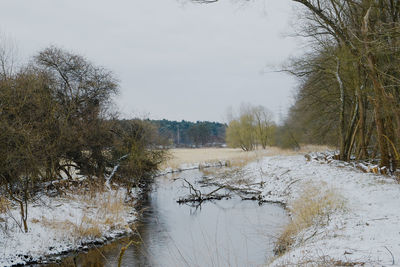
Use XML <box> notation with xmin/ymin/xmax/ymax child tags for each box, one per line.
<box><xmin>46</xmin><ymin>168</ymin><xmax>288</xmax><ymax>267</ymax></box>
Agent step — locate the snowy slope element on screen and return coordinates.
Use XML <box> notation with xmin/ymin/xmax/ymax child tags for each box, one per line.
<box><xmin>0</xmin><ymin>189</ymin><xmax>136</xmax><ymax>266</ymax></box>
<box><xmin>237</xmin><ymin>155</ymin><xmax>400</xmax><ymax>266</ymax></box>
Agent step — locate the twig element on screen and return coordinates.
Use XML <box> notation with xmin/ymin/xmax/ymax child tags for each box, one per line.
<box><xmin>118</xmin><ymin>241</ymin><xmax>134</xmax><ymax>267</ymax></box>
<box><xmin>205</xmin><ymin>185</ymin><xmax>227</xmax><ymax>197</ymax></box>
<box><xmin>93</xmin><ymin>244</ymin><xmax>109</xmax><ymax>262</ymax></box>
<box><xmin>280</xmin><ymin>169</ymin><xmax>291</xmax><ymax>176</ymax></box>
<box><xmin>384</xmin><ymin>246</ymin><xmax>395</xmax><ymax>265</ymax></box>
<box><xmin>303</xmin><ymin>230</ymin><xmax>318</xmax><ymax>243</ymax></box>
<box><xmin>284</xmin><ymin>179</ymin><xmax>301</xmax><ymax>193</ymax></box>
<box><xmin>182</xmin><ymin>178</ymin><xmax>202</xmax><ymax>198</ymax></box>
<box><xmin>370</xmin><ymin>217</ymin><xmax>389</xmax><ymax>221</ymax></box>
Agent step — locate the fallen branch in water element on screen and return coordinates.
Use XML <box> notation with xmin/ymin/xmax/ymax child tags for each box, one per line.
<box><xmin>177</xmin><ymin>194</ymin><xmax>229</xmax><ymax>204</ymax></box>
<box><xmin>177</xmin><ymin>178</ymin><xmax>270</xmax><ymax>205</ymax></box>
<box><xmin>177</xmin><ymin>178</ymin><xmax>230</xmax><ymax>204</ymax></box>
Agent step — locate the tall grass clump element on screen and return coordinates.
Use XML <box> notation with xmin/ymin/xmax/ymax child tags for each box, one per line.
<box><xmin>35</xmin><ymin>186</ymin><xmax>129</xmax><ymax>242</ymax></box>
<box><xmin>275</xmin><ymin>182</ymin><xmax>346</xmax><ymax>255</ymax></box>
<box><xmin>0</xmin><ymin>196</ymin><xmax>10</xmax><ymax>214</ymax></box>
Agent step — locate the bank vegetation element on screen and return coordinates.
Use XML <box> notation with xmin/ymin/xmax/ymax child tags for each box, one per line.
<box><xmin>0</xmin><ymin>43</ymin><xmax>167</xmax><ymax>234</ymax></box>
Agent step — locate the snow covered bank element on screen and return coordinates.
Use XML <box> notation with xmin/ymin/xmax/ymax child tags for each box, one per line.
<box><xmin>0</xmin><ymin>188</ymin><xmax>136</xmax><ymax>266</ymax></box>
<box><xmin>0</xmin><ymin>159</ymin><xmax>227</xmax><ymax>266</ymax></box>
<box><xmin>224</xmin><ymin>155</ymin><xmax>400</xmax><ymax>266</ymax></box>
<box><xmin>2</xmin><ymin>151</ymin><xmax>398</xmax><ymax>266</ymax></box>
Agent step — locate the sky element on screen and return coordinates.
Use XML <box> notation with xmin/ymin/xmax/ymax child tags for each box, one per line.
<box><xmin>0</xmin><ymin>0</ymin><xmax>304</xmax><ymax>123</ymax></box>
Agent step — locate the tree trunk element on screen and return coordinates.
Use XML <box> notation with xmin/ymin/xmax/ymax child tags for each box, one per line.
<box><xmin>335</xmin><ymin>58</ymin><xmax>347</xmax><ymax>160</ymax></box>
<box><xmin>357</xmin><ymin>86</ymin><xmax>368</xmax><ymax>159</ymax></box>
<box><xmin>345</xmin><ymin>100</ymin><xmax>359</xmax><ymax>161</ymax></box>
<box><xmin>7</xmin><ymin>187</ymin><xmax>29</xmax><ymax>233</ymax></box>
<box><xmin>362</xmin><ymin>7</ymin><xmax>390</xmax><ymax>168</ymax></box>
<box><xmin>365</xmin><ymin>54</ymin><xmax>390</xmax><ymax>167</ymax></box>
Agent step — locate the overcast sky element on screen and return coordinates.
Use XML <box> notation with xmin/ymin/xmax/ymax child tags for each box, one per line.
<box><xmin>0</xmin><ymin>0</ymin><xmax>303</xmax><ymax>122</ymax></box>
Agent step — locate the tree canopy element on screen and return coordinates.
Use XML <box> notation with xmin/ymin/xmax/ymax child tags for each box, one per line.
<box><xmin>0</xmin><ymin>46</ymin><xmax>167</xmax><ymax>232</ymax></box>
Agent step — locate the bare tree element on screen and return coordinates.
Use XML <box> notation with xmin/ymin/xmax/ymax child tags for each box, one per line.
<box><xmin>0</xmin><ymin>33</ymin><xmax>18</xmax><ymax>79</ymax></box>
<box><xmin>196</xmin><ymin>0</ymin><xmax>400</xmax><ymax>169</ymax></box>
<box><xmin>226</xmin><ymin>104</ymin><xmax>275</xmax><ymax>151</ymax></box>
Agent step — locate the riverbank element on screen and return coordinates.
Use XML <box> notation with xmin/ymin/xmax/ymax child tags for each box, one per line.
<box><xmin>2</xmin><ymin>147</ymin><xmax>397</xmax><ymax>266</ymax></box>
<box><xmin>0</xmin><ymin>148</ymin><xmax>256</xmax><ymax>266</ymax></box>
<box><xmin>0</xmin><ymin>146</ymin><xmax>330</xmax><ymax>266</ymax></box>
<box><xmin>0</xmin><ymin>186</ymin><xmax>136</xmax><ymax>266</ymax></box>
<box><xmin>214</xmin><ymin>154</ymin><xmax>400</xmax><ymax>266</ymax></box>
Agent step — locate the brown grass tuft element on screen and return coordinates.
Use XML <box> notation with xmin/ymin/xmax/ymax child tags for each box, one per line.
<box><xmin>275</xmin><ymin>182</ymin><xmax>346</xmax><ymax>255</ymax></box>
<box><xmin>0</xmin><ymin>196</ymin><xmax>10</xmax><ymax>214</ymax></box>
<box><xmin>35</xmin><ymin>190</ymin><xmax>129</xmax><ymax>242</ymax></box>
<box><xmin>40</xmin><ymin>216</ymin><xmax>102</xmax><ymax>239</ymax></box>
<box><xmin>75</xmin><ymin>215</ymin><xmax>103</xmax><ymax>238</ymax></box>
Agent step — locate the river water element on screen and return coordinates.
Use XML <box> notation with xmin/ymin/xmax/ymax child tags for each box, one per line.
<box><xmin>51</xmin><ymin>169</ymin><xmax>288</xmax><ymax>267</ymax></box>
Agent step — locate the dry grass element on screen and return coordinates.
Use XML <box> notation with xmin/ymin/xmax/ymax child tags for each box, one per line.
<box><xmin>162</xmin><ymin>148</ymin><xmax>244</xmax><ymax>169</ymax></box>
<box><xmin>275</xmin><ymin>182</ymin><xmax>346</xmax><ymax>255</ymax></box>
<box><xmin>162</xmin><ymin>145</ymin><xmax>332</xmax><ymax>170</ymax></box>
<box><xmin>66</xmin><ymin>180</ymin><xmax>127</xmax><ymax>221</ymax></box>
<box><xmin>273</xmin><ymin>255</ymin><xmax>366</xmax><ymax>267</ymax></box>
<box><xmin>0</xmin><ymin>196</ymin><xmax>10</xmax><ymax>214</ymax></box>
<box><xmin>34</xmin><ymin>189</ymin><xmax>129</xmax><ymax>242</ymax></box>
<box><xmin>40</xmin><ymin>215</ymin><xmax>103</xmax><ymax>239</ymax></box>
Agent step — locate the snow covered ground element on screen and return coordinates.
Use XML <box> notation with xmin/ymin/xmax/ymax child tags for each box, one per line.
<box><xmin>220</xmin><ymin>155</ymin><xmax>400</xmax><ymax>266</ymax></box>
<box><xmin>0</xmin><ymin>188</ymin><xmax>136</xmax><ymax>266</ymax></box>
<box><xmin>0</xmin><ymin>159</ymin><xmax>227</xmax><ymax>266</ymax></box>
<box><xmin>1</xmin><ymin>151</ymin><xmax>399</xmax><ymax>266</ymax></box>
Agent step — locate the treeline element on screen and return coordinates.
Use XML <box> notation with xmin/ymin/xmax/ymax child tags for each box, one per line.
<box><xmin>275</xmin><ymin>0</ymin><xmax>400</xmax><ymax>170</ymax></box>
<box><xmin>0</xmin><ymin>46</ymin><xmax>167</xmax><ymax>232</ymax></box>
<box><xmin>195</xmin><ymin>1</ymin><xmax>400</xmax><ymax>169</ymax></box>
<box><xmin>149</xmin><ymin>119</ymin><xmax>226</xmax><ymax>147</ymax></box>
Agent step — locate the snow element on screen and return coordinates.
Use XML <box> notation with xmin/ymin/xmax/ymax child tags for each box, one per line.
<box><xmin>1</xmin><ymin>153</ymin><xmax>400</xmax><ymax>266</ymax></box>
<box><xmin>228</xmin><ymin>155</ymin><xmax>400</xmax><ymax>266</ymax></box>
<box><xmin>160</xmin><ymin>154</ymin><xmax>400</xmax><ymax>265</ymax></box>
<box><xmin>0</xmin><ymin>189</ymin><xmax>136</xmax><ymax>266</ymax></box>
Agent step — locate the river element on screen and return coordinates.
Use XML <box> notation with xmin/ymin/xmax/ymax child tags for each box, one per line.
<box><xmin>47</xmin><ymin>168</ymin><xmax>288</xmax><ymax>267</ymax></box>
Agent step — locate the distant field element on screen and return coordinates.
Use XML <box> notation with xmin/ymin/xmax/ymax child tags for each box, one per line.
<box><xmin>162</xmin><ymin>145</ymin><xmax>332</xmax><ymax>169</ymax></box>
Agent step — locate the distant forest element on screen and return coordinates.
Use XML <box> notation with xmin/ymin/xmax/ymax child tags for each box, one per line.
<box><xmin>148</xmin><ymin>119</ymin><xmax>226</xmax><ymax>147</ymax></box>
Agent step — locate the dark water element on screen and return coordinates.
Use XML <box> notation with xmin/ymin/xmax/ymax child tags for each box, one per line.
<box><xmin>52</xmin><ymin>169</ymin><xmax>288</xmax><ymax>267</ymax></box>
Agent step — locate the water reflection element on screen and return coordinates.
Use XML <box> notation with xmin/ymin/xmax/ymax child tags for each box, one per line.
<box><xmin>48</xmin><ymin>169</ymin><xmax>288</xmax><ymax>267</ymax></box>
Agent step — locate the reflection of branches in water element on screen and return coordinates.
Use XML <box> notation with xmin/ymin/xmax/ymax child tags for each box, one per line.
<box><xmin>212</xmin><ymin>199</ymin><xmax>242</xmax><ymax>212</ymax></box>
<box><xmin>189</xmin><ymin>204</ymin><xmax>202</xmax><ymax>215</ymax></box>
